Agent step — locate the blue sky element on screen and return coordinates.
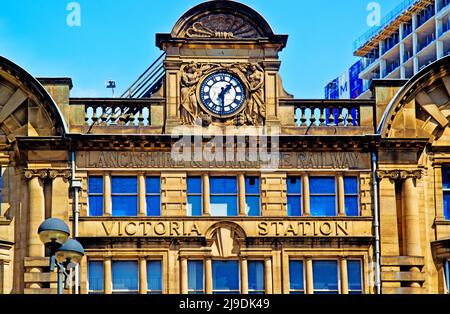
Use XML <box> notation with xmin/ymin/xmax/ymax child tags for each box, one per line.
<box><xmin>0</xmin><ymin>0</ymin><xmax>401</xmax><ymax>98</ymax></box>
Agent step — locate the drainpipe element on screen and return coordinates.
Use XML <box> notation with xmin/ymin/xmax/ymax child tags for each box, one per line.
<box><xmin>71</xmin><ymin>150</ymin><xmax>82</xmax><ymax>294</ymax></box>
<box><xmin>371</xmin><ymin>151</ymin><xmax>382</xmax><ymax>294</ymax></box>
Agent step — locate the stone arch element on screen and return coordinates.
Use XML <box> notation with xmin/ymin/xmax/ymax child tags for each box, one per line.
<box><xmin>0</xmin><ymin>56</ymin><xmax>68</xmax><ymax>143</ymax></box>
<box><xmin>378</xmin><ymin>55</ymin><xmax>450</xmax><ymax>141</ymax></box>
<box><xmin>205</xmin><ymin>221</ymin><xmax>247</xmax><ymax>258</ymax></box>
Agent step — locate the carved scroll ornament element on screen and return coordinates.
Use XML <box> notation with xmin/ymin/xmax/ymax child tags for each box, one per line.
<box><xmin>24</xmin><ymin>169</ymin><xmax>72</xmax><ymax>181</ymax></box>
<box><xmin>185</xmin><ymin>14</ymin><xmax>259</xmax><ymax>39</ymax></box>
<box><xmin>376</xmin><ymin>169</ymin><xmax>422</xmax><ymax>181</ymax></box>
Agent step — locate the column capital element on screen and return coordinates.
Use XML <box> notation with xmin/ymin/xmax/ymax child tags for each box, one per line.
<box><xmin>24</xmin><ymin>169</ymin><xmax>72</xmax><ymax>181</ymax></box>
<box><xmin>376</xmin><ymin>169</ymin><xmax>422</xmax><ymax>181</ymax></box>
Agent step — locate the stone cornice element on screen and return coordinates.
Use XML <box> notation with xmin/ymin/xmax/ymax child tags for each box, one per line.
<box><xmin>376</xmin><ymin>169</ymin><xmax>422</xmax><ymax>181</ymax></box>
<box><xmin>24</xmin><ymin>169</ymin><xmax>72</xmax><ymax>180</ymax></box>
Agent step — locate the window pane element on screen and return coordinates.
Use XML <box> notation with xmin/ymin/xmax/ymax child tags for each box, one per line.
<box><xmin>287</xmin><ymin>177</ymin><xmax>301</xmax><ymax>194</ymax></box>
<box><xmin>188</xmin><ymin>261</ymin><xmax>204</xmax><ymax>292</ymax></box>
<box><xmin>89</xmin><ymin>176</ymin><xmax>103</xmax><ymax>193</ymax></box>
<box><xmin>287</xmin><ymin>196</ymin><xmax>301</xmax><ymax>217</ymax></box>
<box><xmin>347</xmin><ymin>260</ymin><xmax>362</xmax><ymax>292</ymax></box>
<box><xmin>146</xmin><ymin>177</ymin><xmax>160</xmax><ymax>194</ymax></box>
<box><xmin>245</xmin><ymin>177</ymin><xmax>260</xmax><ymax>194</ymax></box>
<box><xmin>345</xmin><ymin>196</ymin><xmax>359</xmax><ymax>217</ymax></box>
<box><xmin>313</xmin><ymin>261</ymin><xmax>338</xmax><ymax>292</ymax></box>
<box><xmin>211</xmin><ymin>196</ymin><xmax>238</xmax><ymax>216</ymax></box>
<box><xmin>112</xmin><ymin>195</ymin><xmax>138</xmax><ymax>216</ymax></box>
<box><xmin>289</xmin><ymin>260</ymin><xmax>304</xmax><ymax>291</ymax></box>
<box><xmin>344</xmin><ymin>177</ymin><xmax>358</xmax><ymax>194</ymax></box>
<box><xmin>248</xmin><ymin>261</ymin><xmax>264</xmax><ymax>292</ymax></box>
<box><xmin>146</xmin><ymin>196</ymin><xmax>161</xmax><ymax>216</ymax></box>
<box><xmin>212</xmin><ymin>261</ymin><xmax>239</xmax><ymax>292</ymax></box>
<box><xmin>246</xmin><ymin>196</ymin><xmax>260</xmax><ymax>217</ymax></box>
<box><xmin>210</xmin><ymin>177</ymin><xmax>237</xmax><ymax>194</ymax></box>
<box><xmin>112</xmin><ymin>261</ymin><xmax>138</xmax><ymax>292</ymax></box>
<box><xmin>88</xmin><ymin>261</ymin><xmax>104</xmax><ymax>292</ymax></box>
<box><xmin>310</xmin><ymin>196</ymin><xmax>336</xmax><ymax>216</ymax></box>
<box><xmin>89</xmin><ymin>195</ymin><xmax>103</xmax><ymax>217</ymax></box>
<box><xmin>444</xmin><ymin>192</ymin><xmax>450</xmax><ymax>220</ymax></box>
<box><xmin>112</xmin><ymin>177</ymin><xmax>137</xmax><ymax>193</ymax></box>
<box><xmin>188</xmin><ymin>195</ymin><xmax>202</xmax><ymax>216</ymax></box>
<box><xmin>147</xmin><ymin>261</ymin><xmax>162</xmax><ymax>292</ymax></box>
<box><xmin>187</xmin><ymin>177</ymin><xmax>202</xmax><ymax>194</ymax></box>
<box><xmin>443</xmin><ymin>168</ymin><xmax>450</xmax><ymax>189</ymax></box>
<box><xmin>310</xmin><ymin>177</ymin><xmax>335</xmax><ymax>194</ymax></box>
<box><xmin>445</xmin><ymin>261</ymin><xmax>450</xmax><ymax>293</ymax></box>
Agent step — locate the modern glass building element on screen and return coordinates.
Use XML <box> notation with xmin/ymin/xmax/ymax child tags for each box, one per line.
<box><xmin>326</xmin><ymin>0</ymin><xmax>450</xmax><ymax>99</ymax></box>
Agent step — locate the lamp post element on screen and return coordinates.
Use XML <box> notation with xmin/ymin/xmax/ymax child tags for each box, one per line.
<box><xmin>38</xmin><ymin>218</ymin><xmax>85</xmax><ymax>294</ymax></box>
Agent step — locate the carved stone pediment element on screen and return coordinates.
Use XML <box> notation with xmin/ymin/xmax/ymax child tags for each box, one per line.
<box><xmin>186</xmin><ymin>14</ymin><xmax>259</xmax><ymax>39</ymax></box>
<box><xmin>206</xmin><ymin>222</ymin><xmax>246</xmax><ymax>258</ymax></box>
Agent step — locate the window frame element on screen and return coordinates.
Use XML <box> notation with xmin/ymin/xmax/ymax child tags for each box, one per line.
<box><xmin>146</xmin><ymin>176</ymin><xmax>162</xmax><ymax>217</ymax></box>
<box><xmin>442</xmin><ymin>166</ymin><xmax>450</xmax><ymax>220</ymax></box>
<box><xmin>187</xmin><ymin>176</ymin><xmax>203</xmax><ymax>217</ymax></box>
<box><xmin>147</xmin><ymin>259</ymin><xmax>163</xmax><ymax>294</ymax></box>
<box><xmin>347</xmin><ymin>259</ymin><xmax>363</xmax><ymax>294</ymax></box>
<box><xmin>309</xmin><ymin>176</ymin><xmax>337</xmax><ymax>217</ymax></box>
<box><xmin>245</xmin><ymin>176</ymin><xmax>261</xmax><ymax>217</ymax></box>
<box><xmin>247</xmin><ymin>260</ymin><xmax>265</xmax><ymax>294</ymax></box>
<box><xmin>209</xmin><ymin>177</ymin><xmax>239</xmax><ymax>217</ymax></box>
<box><xmin>445</xmin><ymin>260</ymin><xmax>450</xmax><ymax>294</ymax></box>
<box><xmin>288</xmin><ymin>259</ymin><xmax>305</xmax><ymax>294</ymax></box>
<box><xmin>287</xmin><ymin>176</ymin><xmax>302</xmax><ymax>217</ymax></box>
<box><xmin>187</xmin><ymin>260</ymin><xmax>205</xmax><ymax>294</ymax></box>
<box><xmin>111</xmin><ymin>176</ymin><xmax>138</xmax><ymax>217</ymax></box>
<box><xmin>88</xmin><ymin>176</ymin><xmax>104</xmax><ymax>217</ymax></box>
<box><xmin>312</xmin><ymin>259</ymin><xmax>340</xmax><ymax>294</ymax></box>
<box><xmin>344</xmin><ymin>176</ymin><xmax>361</xmax><ymax>217</ymax></box>
<box><xmin>111</xmin><ymin>260</ymin><xmax>139</xmax><ymax>294</ymax></box>
<box><xmin>87</xmin><ymin>260</ymin><xmax>104</xmax><ymax>294</ymax></box>
<box><xmin>211</xmin><ymin>259</ymin><xmax>241</xmax><ymax>294</ymax></box>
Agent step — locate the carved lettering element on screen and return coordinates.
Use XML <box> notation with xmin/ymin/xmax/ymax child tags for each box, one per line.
<box><xmin>101</xmin><ymin>222</ymin><xmax>115</xmax><ymax>236</ymax></box>
<box><xmin>125</xmin><ymin>222</ymin><xmax>137</xmax><ymax>236</ymax></box>
<box><xmin>258</xmin><ymin>222</ymin><xmax>268</xmax><ymax>236</ymax></box>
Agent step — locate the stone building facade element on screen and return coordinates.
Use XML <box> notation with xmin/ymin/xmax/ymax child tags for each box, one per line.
<box><xmin>0</xmin><ymin>1</ymin><xmax>449</xmax><ymax>294</ymax></box>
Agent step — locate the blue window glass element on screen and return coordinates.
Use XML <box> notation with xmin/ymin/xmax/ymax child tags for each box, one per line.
<box><xmin>88</xmin><ymin>176</ymin><xmax>103</xmax><ymax>217</ymax></box>
<box><xmin>310</xmin><ymin>177</ymin><xmax>336</xmax><ymax>216</ymax></box>
<box><xmin>210</xmin><ymin>177</ymin><xmax>238</xmax><ymax>216</ymax></box>
<box><xmin>188</xmin><ymin>260</ymin><xmax>204</xmax><ymax>294</ymax></box>
<box><xmin>212</xmin><ymin>261</ymin><xmax>240</xmax><ymax>294</ymax></box>
<box><xmin>112</xmin><ymin>261</ymin><xmax>138</xmax><ymax>294</ymax></box>
<box><xmin>347</xmin><ymin>260</ymin><xmax>363</xmax><ymax>294</ymax></box>
<box><xmin>287</xmin><ymin>177</ymin><xmax>302</xmax><ymax>216</ymax></box>
<box><xmin>146</xmin><ymin>177</ymin><xmax>161</xmax><ymax>216</ymax></box>
<box><xmin>248</xmin><ymin>261</ymin><xmax>265</xmax><ymax>294</ymax></box>
<box><xmin>313</xmin><ymin>260</ymin><xmax>339</xmax><ymax>294</ymax></box>
<box><xmin>445</xmin><ymin>260</ymin><xmax>450</xmax><ymax>294</ymax></box>
<box><xmin>344</xmin><ymin>177</ymin><xmax>359</xmax><ymax>217</ymax></box>
<box><xmin>147</xmin><ymin>260</ymin><xmax>162</xmax><ymax>294</ymax></box>
<box><xmin>88</xmin><ymin>261</ymin><xmax>104</xmax><ymax>294</ymax></box>
<box><xmin>246</xmin><ymin>177</ymin><xmax>260</xmax><ymax>217</ymax></box>
<box><xmin>187</xmin><ymin>177</ymin><xmax>202</xmax><ymax>216</ymax></box>
<box><xmin>442</xmin><ymin>168</ymin><xmax>450</xmax><ymax>220</ymax></box>
<box><xmin>289</xmin><ymin>260</ymin><xmax>304</xmax><ymax>294</ymax></box>
<box><xmin>112</xmin><ymin>177</ymin><xmax>138</xmax><ymax>216</ymax></box>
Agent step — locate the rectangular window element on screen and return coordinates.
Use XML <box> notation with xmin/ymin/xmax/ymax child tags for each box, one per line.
<box><xmin>347</xmin><ymin>260</ymin><xmax>363</xmax><ymax>294</ymax></box>
<box><xmin>210</xmin><ymin>177</ymin><xmax>238</xmax><ymax>216</ymax></box>
<box><xmin>88</xmin><ymin>261</ymin><xmax>104</xmax><ymax>294</ymax></box>
<box><xmin>88</xmin><ymin>176</ymin><xmax>103</xmax><ymax>216</ymax></box>
<box><xmin>212</xmin><ymin>260</ymin><xmax>240</xmax><ymax>294</ymax></box>
<box><xmin>344</xmin><ymin>177</ymin><xmax>360</xmax><ymax>216</ymax></box>
<box><xmin>112</xmin><ymin>177</ymin><xmax>138</xmax><ymax>217</ymax></box>
<box><xmin>112</xmin><ymin>261</ymin><xmax>138</xmax><ymax>294</ymax></box>
<box><xmin>147</xmin><ymin>260</ymin><xmax>163</xmax><ymax>294</ymax></box>
<box><xmin>287</xmin><ymin>177</ymin><xmax>302</xmax><ymax>216</ymax></box>
<box><xmin>442</xmin><ymin>167</ymin><xmax>450</xmax><ymax>220</ymax></box>
<box><xmin>187</xmin><ymin>177</ymin><xmax>202</xmax><ymax>216</ymax></box>
<box><xmin>246</xmin><ymin>177</ymin><xmax>261</xmax><ymax>217</ymax></box>
<box><xmin>310</xmin><ymin>177</ymin><xmax>336</xmax><ymax>216</ymax></box>
<box><xmin>289</xmin><ymin>260</ymin><xmax>304</xmax><ymax>294</ymax></box>
<box><xmin>188</xmin><ymin>260</ymin><xmax>204</xmax><ymax>294</ymax></box>
<box><xmin>146</xmin><ymin>177</ymin><xmax>161</xmax><ymax>216</ymax></box>
<box><xmin>248</xmin><ymin>261</ymin><xmax>265</xmax><ymax>294</ymax></box>
<box><xmin>445</xmin><ymin>260</ymin><xmax>450</xmax><ymax>294</ymax></box>
<box><xmin>313</xmin><ymin>260</ymin><xmax>339</xmax><ymax>294</ymax></box>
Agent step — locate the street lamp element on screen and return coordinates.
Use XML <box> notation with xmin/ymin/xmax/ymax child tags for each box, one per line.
<box><xmin>38</xmin><ymin>218</ymin><xmax>84</xmax><ymax>294</ymax></box>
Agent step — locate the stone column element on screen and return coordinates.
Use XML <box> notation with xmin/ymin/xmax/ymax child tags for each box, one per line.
<box><xmin>180</xmin><ymin>257</ymin><xmax>188</xmax><ymax>294</ymax></box>
<box><xmin>305</xmin><ymin>258</ymin><xmax>313</xmax><ymax>294</ymax></box>
<box><xmin>240</xmin><ymin>258</ymin><xmax>248</xmax><ymax>294</ymax></box>
<box><xmin>138</xmin><ymin>174</ymin><xmax>146</xmax><ymax>216</ymax></box>
<box><xmin>337</xmin><ymin>173</ymin><xmax>346</xmax><ymax>216</ymax></box>
<box><xmin>50</xmin><ymin>170</ymin><xmax>71</xmax><ymax>221</ymax></box>
<box><xmin>238</xmin><ymin>174</ymin><xmax>247</xmax><ymax>216</ymax></box>
<box><xmin>104</xmin><ymin>259</ymin><xmax>112</xmax><ymax>294</ymax></box>
<box><xmin>139</xmin><ymin>258</ymin><xmax>147</xmax><ymax>294</ymax></box>
<box><xmin>26</xmin><ymin>171</ymin><xmax>46</xmax><ymax>258</ymax></box>
<box><xmin>104</xmin><ymin>173</ymin><xmax>112</xmax><ymax>216</ymax></box>
<box><xmin>339</xmin><ymin>257</ymin><xmax>349</xmax><ymax>294</ymax></box>
<box><xmin>265</xmin><ymin>258</ymin><xmax>273</xmax><ymax>294</ymax></box>
<box><xmin>302</xmin><ymin>175</ymin><xmax>310</xmax><ymax>216</ymax></box>
<box><xmin>202</xmin><ymin>174</ymin><xmax>211</xmax><ymax>216</ymax></box>
<box><xmin>205</xmin><ymin>258</ymin><xmax>212</xmax><ymax>294</ymax></box>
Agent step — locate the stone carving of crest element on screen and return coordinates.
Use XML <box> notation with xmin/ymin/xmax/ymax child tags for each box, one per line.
<box><xmin>186</xmin><ymin>14</ymin><xmax>259</xmax><ymax>39</ymax></box>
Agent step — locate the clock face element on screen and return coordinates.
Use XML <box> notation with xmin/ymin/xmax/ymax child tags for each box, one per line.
<box><xmin>199</xmin><ymin>72</ymin><xmax>246</xmax><ymax>117</ymax></box>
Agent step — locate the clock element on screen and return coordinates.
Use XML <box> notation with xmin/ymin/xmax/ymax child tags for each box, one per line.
<box><xmin>198</xmin><ymin>72</ymin><xmax>246</xmax><ymax>118</ymax></box>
